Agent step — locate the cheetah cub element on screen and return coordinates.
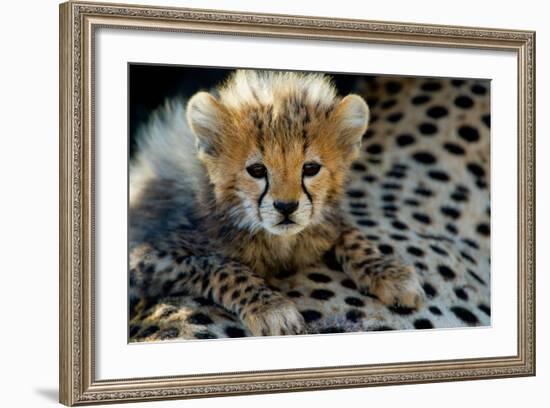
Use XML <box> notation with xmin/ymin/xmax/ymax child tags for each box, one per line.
<box><xmin>130</xmin><ymin>70</ymin><xmax>424</xmax><ymax>337</ymax></box>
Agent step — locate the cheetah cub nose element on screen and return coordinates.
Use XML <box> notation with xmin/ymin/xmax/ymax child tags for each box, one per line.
<box><xmin>273</xmin><ymin>201</ymin><xmax>299</xmax><ymax>216</ymax></box>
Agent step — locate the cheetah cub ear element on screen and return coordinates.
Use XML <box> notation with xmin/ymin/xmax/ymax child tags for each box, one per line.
<box><xmin>187</xmin><ymin>92</ymin><xmax>226</xmax><ymax>157</ymax></box>
<box><xmin>330</xmin><ymin>94</ymin><xmax>370</xmax><ymax>158</ymax></box>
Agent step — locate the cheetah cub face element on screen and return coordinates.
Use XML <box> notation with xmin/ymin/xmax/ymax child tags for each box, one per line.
<box><xmin>187</xmin><ymin>70</ymin><xmax>369</xmax><ymax>236</ymax></box>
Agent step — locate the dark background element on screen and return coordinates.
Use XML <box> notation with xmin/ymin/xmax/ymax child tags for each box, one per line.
<box><xmin>129</xmin><ymin>64</ymin><xmax>377</xmax><ymax>156</ymax></box>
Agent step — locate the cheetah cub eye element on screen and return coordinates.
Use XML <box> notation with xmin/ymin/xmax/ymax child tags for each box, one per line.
<box><xmin>302</xmin><ymin>162</ymin><xmax>322</xmax><ymax>177</ymax></box>
<box><xmin>246</xmin><ymin>163</ymin><xmax>268</xmax><ymax>179</ymax></box>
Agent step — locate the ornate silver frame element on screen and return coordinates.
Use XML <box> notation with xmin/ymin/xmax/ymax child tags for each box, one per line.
<box><xmin>59</xmin><ymin>1</ymin><xmax>535</xmax><ymax>405</ymax></box>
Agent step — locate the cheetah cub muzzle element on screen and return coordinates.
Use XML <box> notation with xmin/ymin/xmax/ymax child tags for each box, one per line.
<box><xmin>129</xmin><ymin>70</ymin><xmax>424</xmax><ymax>337</ymax></box>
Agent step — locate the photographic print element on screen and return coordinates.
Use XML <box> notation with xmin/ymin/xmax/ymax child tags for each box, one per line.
<box><xmin>128</xmin><ymin>65</ymin><xmax>491</xmax><ymax>342</ymax></box>
<box><xmin>60</xmin><ymin>2</ymin><xmax>535</xmax><ymax>404</ymax></box>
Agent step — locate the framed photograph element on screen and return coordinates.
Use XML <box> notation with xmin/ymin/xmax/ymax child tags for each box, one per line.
<box><xmin>59</xmin><ymin>1</ymin><xmax>535</xmax><ymax>405</ymax></box>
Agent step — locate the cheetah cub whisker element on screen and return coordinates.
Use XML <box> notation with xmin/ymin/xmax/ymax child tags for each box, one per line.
<box><xmin>129</xmin><ymin>70</ymin><xmax>424</xmax><ymax>337</ymax></box>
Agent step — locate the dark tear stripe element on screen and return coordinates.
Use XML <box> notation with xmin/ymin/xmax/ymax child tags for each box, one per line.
<box><xmin>257</xmin><ymin>176</ymin><xmax>269</xmax><ymax>220</ymax></box>
<box><xmin>301</xmin><ymin>175</ymin><xmax>314</xmax><ymax>206</ymax></box>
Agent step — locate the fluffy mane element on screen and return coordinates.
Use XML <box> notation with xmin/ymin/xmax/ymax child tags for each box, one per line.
<box><xmin>217</xmin><ymin>70</ymin><xmax>338</xmax><ymax>112</ymax></box>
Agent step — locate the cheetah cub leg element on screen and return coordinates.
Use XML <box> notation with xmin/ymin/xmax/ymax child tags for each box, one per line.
<box><xmin>334</xmin><ymin>227</ymin><xmax>424</xmax><ymax>308</ymax></box>
<box><xmin>180</xmin><ymin>256</ymin><xmax>305</xmax><ymax>336</ymax></box>
<box><xmin>133</xmin><ymin>252</ymin><xmax>305</xmax><ymax>336</ymax></box>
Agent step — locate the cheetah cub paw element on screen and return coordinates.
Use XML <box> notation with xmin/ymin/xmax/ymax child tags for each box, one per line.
<box><xmin>241</xmin><ymin>294</ymin><xmax>306</xmax><ymax>336</ymax></box>
<box><xmin>357</xmin><ymin>260</ymin><xmax>424</xmax><ymax>309</ymax></box>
